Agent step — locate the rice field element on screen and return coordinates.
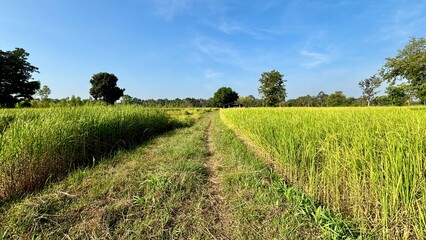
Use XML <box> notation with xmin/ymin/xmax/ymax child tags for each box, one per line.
<box><xmin>221</xmin><ymin>107</ymin><xmax>426</xmax><ymax>239</ymax></box>
<box><xmin>0</xmin><ymin>106</ymin><xmax>192</xmax><ymax>202</ymax></box>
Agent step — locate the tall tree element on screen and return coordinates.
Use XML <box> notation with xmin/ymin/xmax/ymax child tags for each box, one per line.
<box><xmin>38</xmin><ymin>85</ymin><xmax>51</xmax><ymax>100</ymax></box>
<box><xmin>316</xmin><ymin>91</ymin><xmax>328</xmax><ymax>107</ymax></box>
<box><xmin>89</xmin><ymin>72</ymin><xmax>125</xmax><ymax>104</ymax></box>
<box><xmin>358</xmin><ymin>75</ymin><xmax>382</xmax><ymax>106</ymax></box>
<box><xmin>0</xmin><ymin>48</ymin><xmax>40</xmax><ymax>107</ymax></box>
<box><xmin>210</xmin><ymin>87</ymin><xmax>239</xmax><ymax>107</ymax></box>
<box><xmin>380</xmin><ymin>37</ymin><xmax>426</xmax><ymax>103</ymax></box>
<box><xmin>258</xmin><ymin>70</ymin><xmax>286</xmax><ymax>106</ymax></box>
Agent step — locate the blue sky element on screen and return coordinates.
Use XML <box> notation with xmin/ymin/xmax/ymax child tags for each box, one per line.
<box><xmin>1</xmin><ymin>0</ymin><xmax>425</xmax><ymax>100</ymax></box>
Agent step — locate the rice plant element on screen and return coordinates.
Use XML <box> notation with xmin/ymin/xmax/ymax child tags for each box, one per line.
<box><xmin>221</xmin><ymin>107</ymin><xmax>426</xmax><ymax>239</ymax></box>
<box><xmin>0</xmin><ymin>106</ymin><xmax>178</xmax><ymax>202</ymax></box>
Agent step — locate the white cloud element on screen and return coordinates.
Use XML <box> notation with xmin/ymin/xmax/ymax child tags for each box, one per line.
<box><xmin>373</xmin><ymin>2</ymin><xmax>426</xmax><ymax>43</ymax></box>
<box><xmin>300</xmin><ymin>49</ymin><xmax>329</xmax><ymax>69</ymax></box>
<box><xmin>193</xmin><ymin>36</ymin><xmax>246</xmax><ymax>68</ymax></box>
<box><xmin>149</xmin><ymin>0</ymin><xmax>193</xmax><ymax>20</ymax></box>
<box><xmin>204</xmin><ymin>69</ymin><xmax>222</xmax><ymax>80</ymax></box>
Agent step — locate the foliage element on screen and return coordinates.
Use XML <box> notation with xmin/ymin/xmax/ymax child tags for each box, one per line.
<box><xmin>385</xmin><ymin>84</ymin><xmax>410</xmax><ymax>106</ymax></box>
<box><xmin>380</xmin><ymin>37</ymin><xmax>426</xmax><ymax>103</ymax></box>
<box><xmin>210</xmin><ymin>87</ymin><xmax>239</xmax><ymax>107</ymax></box>
<box><xmin>37</xmin><ymin>85</ymin><xmax>51</xmax><ymax>100</ymax></box>
<box><xmin>285</xmin><ymin>91</ymin><xmax>369</xmax><ymax>107</ymax></box>
<box><xmin>286</xmin><ymin>95</ymin><xmax>319</xmax><ymax>107</ymax></box>
<box><xmin>358</xmin><ymin>75</ymin><xmax>382</xmax><ymax>106</ymax></box>
<box><xmin>237</xmin><ymin>95</ymin><xmax>263</xmax><ymax>107</ymax></box>
<box><xmin>258</xmin><ymin>70</ymin><xmax>286</xmax><ymax>106</ymax></box>
<box><xmin>325</xmin><ymin>91</ymin><xmax>347</xmax><ymax>106</ymax></box>
<box><xmin>0</xmin><ymin>48</ymin><xmax>40</xmax><ymax>107</ymax></box>
<box><xmin>89</xmin><ymin>72</ymin><xmax>125</xmax><ymax>104</ymax></box>
<box><xmin>372</xmin><ymin>95</ymin><xmax>391</xmax><ymax>106</ymax></box>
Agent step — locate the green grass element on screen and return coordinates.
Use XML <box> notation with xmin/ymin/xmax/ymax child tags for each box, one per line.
<box><xmin>0</xmin><ymin>112</ymin><xmax>214</xmax><ymax>239</ymax></box>
<box><xmin>0</xmin><ymin>106</ymin><xmax>181</xmax><ymax>202</ymax></box>
<box><xmin>221</xmin><ymin>107</ymin><xmax>426</xmax><ymax>239</ymax></box>
<box><xmin>1</xmin><ymin>110</ymin><xmax>363</xmax><ymax>239</ymax></box>
<box><xmin>211</xmin><ymin>112</ymin><xmax>364</xmax><ymax>239</ymax></box>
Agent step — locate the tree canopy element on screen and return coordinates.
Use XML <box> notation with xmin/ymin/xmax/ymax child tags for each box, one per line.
<box><xmin>325</xmin><ymin>91</ymin><xmax>347</xmax><ymax>107</ymax></box>
<box><xmin>89</xmin><ymin>72</ymin><xmax>125</xmax><ymax>104</ymax></box>
<box><xmin>0</xmin><ymin>48</ymin><xmax>40</xmax><ymax>107</ymax></box>
<box><xmin>38</xmin><ymin>85</ymin><xmax>51</xmax><ymax>100</ymax></box>
<box><xmin>380</xmin><ymin>37</ymin><xmax>426</xmax><ymax>103</ymax></box>
<box><xmin>258</xmin><ymin>70</ymin><xmax>286</xmax><ymax>106</ymax></box>
<box><xmin>210</xmin><ymin>87</ymin><xmax>239</xmax><ymax>107</ymax></box>
<box><xmin>358</xmin><ymin>75</ymin><xmax>382</xmax><ymax>106</ymax></box>
<box><xmin>386</xmin><ymin>84</ymin><xmax>410</xmax><ymax>106</ymax></box>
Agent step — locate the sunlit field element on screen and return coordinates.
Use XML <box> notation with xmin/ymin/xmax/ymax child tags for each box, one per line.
<box><xmin>0</xmin><ymin>106</ymin><xmax>206</xmax><ymax>202</ymax></box>
<box><xmin>221</xmin><ymin>107</ymin><xmax>426</xmax><ymax>239</ymax></box>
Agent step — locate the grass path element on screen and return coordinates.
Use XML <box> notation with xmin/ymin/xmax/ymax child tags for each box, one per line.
<box><xmin>0</xmin><ymin>111</ymin><xmax>359</xmax><ymax>239</ymax></box>
<box><xmin>202</xmin><ymin>118</ymin><xmax>230</xmax><ymax>239</ymax></box>
<box><xmin>1</xmin><ymin>114</ymin><xmax>217</xmax><ymax>239</ymax></box>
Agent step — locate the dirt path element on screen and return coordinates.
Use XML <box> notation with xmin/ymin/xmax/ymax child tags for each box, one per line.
<box><xmin>203</xmin><ymin>116</ymin><xmax>230</xmax><ymax>239</ymax></box>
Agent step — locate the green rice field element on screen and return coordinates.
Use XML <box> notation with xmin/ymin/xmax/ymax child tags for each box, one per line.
<box><xmin>221</xmin><ymin>107</ymin><xmax>426</xmax><ymax>239</ymax></box>
<box><xmin>1</xmin><ymin>106</ymin><xmax>425</xmax><ymax>239</ymax></box>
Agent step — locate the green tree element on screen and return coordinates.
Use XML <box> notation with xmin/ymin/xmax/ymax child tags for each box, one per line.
<box><xmin>258</xmin><ymin>70</ymin><xmax>286</xmax><ymax>106</ymax></box>
<box><xmin>211</xmin><ymin>87</ymin><xmax>239</xmax><ymax>107</ymax></box>
<box><xmin>238</xmin><ymin>95</ymin><xmax>255</xmax><ymax>107</ymax></box>
<box><xmin>0</xmin><ymin>48</ymin><xmax>40</xmax><ymax>107</ymax></box>
<box><xmin>316</xmin><ymin>91</ymin><xmax>328</xmax><ymax>107</ymax></box>
<box><xmin>380</xmin><ymin>37</ymin><xmax>426</xmax><ymax>103</ymax></box>
<box><xmin>89</xmin><ymin>72</ymin><xmax>125</xmax><ymax>104</ymax></box>
<box><xmin>38</xmin><ymin>85</ymin><xmax>51</xmax><ymax>100</ymax></box>
<box><xmin>358</xmin><ymin>75</ymin><xmax>382</xmax><ymax>106</ymax></box>
<box><xmin>325</xmin><ymin>91</ymin><xmax>347</xmax><ymax>107</ymax></box>
<box><xmin>386</xmin><ymin>84</ymin><xmax>410</xmax><ymax>106</ymax></box>
<box><xmin>373</xmin><ymin>95</ymin><xmax>392</xmax><ymax>106</ymax></box>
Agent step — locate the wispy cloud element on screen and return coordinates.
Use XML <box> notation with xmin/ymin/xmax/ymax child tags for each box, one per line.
<box><xmin>193</xmin><ymin>36</ymin><xmax>246</xmax><ymax>68</ymax></box>
<box><xmin>300</xmin><ymin>49</ymin><xmax>330</xmax><ymax>69</ymax></box>
<box><xmin>374</xmin><ymin>2</ymin><xmax>426</xmax><ymax>43</ymax></box>
<box><xmin>204</xmin><ymin>69</ymin><xmax>222</xmax><ymax>80</ymax></box>
<box><xmin>148</xmin><ymin>0</ymin><xmax>193</xmax><ymax>20</ymax></box>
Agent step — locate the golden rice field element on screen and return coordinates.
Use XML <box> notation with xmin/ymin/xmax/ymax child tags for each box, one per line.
<box><xmin>221</xmin><ymin>107</ymin><xmax>426</xmax><ymax>239</ymax></box>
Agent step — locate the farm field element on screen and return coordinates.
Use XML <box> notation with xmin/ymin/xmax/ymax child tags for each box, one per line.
<box><xmin>221</xmin><ymin>107</ymin><xmax>426</xmax><ymax>239</ymax></box>
<box><xmin>0</xmin><ymin>106</ymin><xmax>208</xmax><ymax>202</ymax></box>
<box><xmin>1</xmin><ymin>106</ymin><xmax>423</xmax><ymax>239</ymax></box>
<box><xmin>0</xmin><ymin>108</ymin><xmax>363</xmax><ymax>239</ymax></box>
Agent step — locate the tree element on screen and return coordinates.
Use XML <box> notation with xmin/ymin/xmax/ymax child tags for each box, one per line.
<box><xmin>358</xmin><ymin>75</ymin><xmax>382</xmax><ymax>106</ymax></box>
<box><xmin>89</xmin><ymin>72</ymin><xmax>124</xmax><ymax>104</ymax></box>
<box><xmin>258</xmin><ymin>70</ymin><xmax>286</xmax><ymax>106</ymax></box>
<box><xmin>325</xmin><ymin>91</ymin><xmax>347</xmax><ymax>107</ymax></box>
<box><xmin>0</xmin><ymin>48</ymin><xmax>40</xmax><ymax>107</ymax></box>
<box><xmin>210</xmin><ymin>87</ymin><xmax>239</xmax><ymax>107</ymax></box>
<box><xmin>316</xmin><ymin>91</ymin><xmax>328</xmax><ymax>107</ymax></box>
<box><xmin>38</xmin><ymin>85</ymin><xmax>51</xmax><ymax>100</ymax></box>
<box><xmin>386</xmin><ymin>84</ymin><xmax>410</xmax><ymax>106</ymax></box>
<box><xmin>380</xmin><ymin>37</ymin><xmax>426</xmax><ymax>103</ymax></box>
<box><xmin>373</xmin><ymin>95</ymin><xmax>392</xmax><ymax>106</ymax></box>
<box><xmin>238</xmin><ymin>95</ymin><xmax>257</xmax><ymax>107</ymax></box>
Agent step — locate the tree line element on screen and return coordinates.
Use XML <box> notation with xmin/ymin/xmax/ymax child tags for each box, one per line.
<box><xmin>1</xmin><ymin>37</ymin><xmax>425</xmax><ymax>108</ymax></box>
